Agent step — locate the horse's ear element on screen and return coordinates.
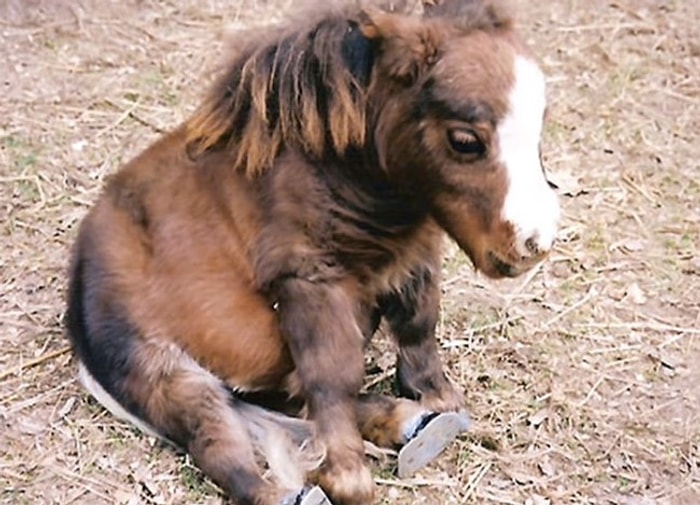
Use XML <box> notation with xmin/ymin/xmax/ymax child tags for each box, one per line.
<box><xmin>359</xmin><ymin>8</ymin><xmax>442</xmax><ymax>85</ymax></box>
<box><xmin>422</xmin><ymin>0</ymin><xmax>512</xmax><ymax>31</ymax></box>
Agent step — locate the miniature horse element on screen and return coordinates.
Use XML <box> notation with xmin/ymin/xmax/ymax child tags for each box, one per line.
<box><xmin>65</xmin><ymin>0</ymin><xmax>560</xmax><ymax>504</ymax></box>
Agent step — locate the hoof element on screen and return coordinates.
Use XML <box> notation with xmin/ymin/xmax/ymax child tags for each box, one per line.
<box><xmin>397</xmin><ymin>411</ymin><xmax>471</xmax><ymax>478</ymax></box>
<box><xmin>281</xmin><ymin>486</ymin><xmax>332</xmax><ymax>505</ymax></box>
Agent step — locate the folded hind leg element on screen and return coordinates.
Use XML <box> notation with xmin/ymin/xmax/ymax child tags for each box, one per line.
<box><xmin>83</xmin><ymin>338</ymin><xmax>301</xmax><ymax>505</ymax></box>
<box><xmin>355</xmin><ymin>394</ymin><xmax>470</xmax><ymax>478</ymax></box>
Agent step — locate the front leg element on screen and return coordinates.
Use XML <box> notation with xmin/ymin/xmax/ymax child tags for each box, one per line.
<box><xmin>382</xmin><ymin>265</ymin><xmax>464</xmax><ymax>413</ymax></box>
<box><xmin>276</xmin><ymin>278</ymin><xmax>374</xmax><ymax>505</ymax></box>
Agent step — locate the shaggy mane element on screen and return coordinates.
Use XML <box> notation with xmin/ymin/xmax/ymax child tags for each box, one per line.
<box><xmin>184</xmin><ymin>0</ymin><xmax>512</xmax><ymax>176</ymax></box>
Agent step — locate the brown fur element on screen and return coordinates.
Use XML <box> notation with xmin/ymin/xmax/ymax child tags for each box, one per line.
<box><xmin>65</xmin><ymin>1</ymin><xmax>553</xmax><ymax>504</ymax></box>
<box><xmin>185</xmin><ymin>0</ymin><xmax>512</xmax><ymax>177</ymax></box>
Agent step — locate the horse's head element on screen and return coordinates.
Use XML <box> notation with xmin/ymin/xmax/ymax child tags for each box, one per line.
<box><xmin>363</xmin><ymin>0</ymin><xmax>560</xmax><ymax>278</ymax></box>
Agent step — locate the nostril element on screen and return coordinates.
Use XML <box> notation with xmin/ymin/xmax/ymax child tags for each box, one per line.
<box><xmin>525</xmin><ymin>236</ymin><xmax>541</xmax><ymax>256</ymax></box>
<box><xmin>523</xmin><ymin>233</ymin><xmax>557</xmax><ymax>259</ymax></box>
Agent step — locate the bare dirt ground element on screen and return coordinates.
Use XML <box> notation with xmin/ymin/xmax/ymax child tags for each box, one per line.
<box><xmin>1</xmin><ymin>0</ymin><xmax>698</xmax><ymax>504</ymax></box>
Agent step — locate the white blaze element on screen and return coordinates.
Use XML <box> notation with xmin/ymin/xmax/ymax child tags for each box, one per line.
<box><xmin>498</xmin><ymin>56</ymin><xmax>560</xmax><ymax>258</ymax></box>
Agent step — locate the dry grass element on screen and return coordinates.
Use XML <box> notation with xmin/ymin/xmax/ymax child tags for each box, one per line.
<box><xmin>1</xmin><ymin>0</ymin><xmax>698</xmax><ymax>504</ymax></box>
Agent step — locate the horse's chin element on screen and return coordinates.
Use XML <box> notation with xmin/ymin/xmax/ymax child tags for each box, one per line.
<box><xmin>483</xmin><ymin>251</ymin><xmax>523</xmax><ymax>279</ymax></box>
<box><xmin>480</xmin><ymin>251</ymin><xmax>547</xmax><ymax>279</ymax></box>
<box><xmin>452</xmin><ymin>241</ymin><xmax>509</xmax><ymax>280</ymax></box>
<box><xmin>459</xmin><ymin>245</ymin><xmax>542</xmax><ymax>280</ymax></box>
<box><xmin>446</xmin><ymin>220</ymin><xmax>551</xmax><ymax>279</ymax></box>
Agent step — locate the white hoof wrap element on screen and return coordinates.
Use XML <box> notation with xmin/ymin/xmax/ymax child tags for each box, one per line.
<box><xmin>397</xmin><ymin>411</ymin><xmax>471</xmax><ymax>478</ymax></box>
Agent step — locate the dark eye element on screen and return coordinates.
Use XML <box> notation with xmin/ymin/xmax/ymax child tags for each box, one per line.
<box><xmin>447</xmin><ymin>128</ymin><xmax>485</xmax><ymax>158</ymax></box>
